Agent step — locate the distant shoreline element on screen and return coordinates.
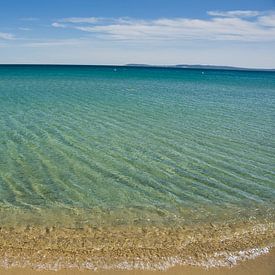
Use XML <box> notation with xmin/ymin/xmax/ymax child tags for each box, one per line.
<box><xmin>0</xmin><ymin>63</ymin><xmax>274</xmax><ymax>72</ymax></box>
<box><xmin>126</xmin><ymin>64</ymin><xmax>275</xmax><ymax>71</ymax></box>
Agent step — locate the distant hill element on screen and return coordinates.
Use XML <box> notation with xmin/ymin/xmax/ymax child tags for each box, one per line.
<box><xmin>126</xmin><ymin>64</ymin><xmax>275</xmax><ymax>71</ymax></box>
<box><xmin>126</xmin><ymin>64</ymin><xmax>152</xmax><ymax>67</ymax></box>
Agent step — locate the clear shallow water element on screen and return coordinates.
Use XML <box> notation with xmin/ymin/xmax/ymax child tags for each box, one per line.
<box><xmin>0</xmin><ymin>65</ymin><xmax>274</xmax><ymax>228</ymax></box>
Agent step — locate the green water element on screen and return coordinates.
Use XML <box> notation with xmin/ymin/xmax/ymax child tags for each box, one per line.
<box><xmin>0</xmin><ymin>65</ymin><xmax>274</xmax><ymax>227</ymax></box>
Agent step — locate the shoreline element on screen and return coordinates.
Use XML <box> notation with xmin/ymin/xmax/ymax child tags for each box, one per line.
<box><xmin>0</xmin><ymin>220</ymin><xmax>274</xmax><ymax>272</ymax></box>
<box><xmin>0</xmin><ymin>248</ymin><xmax>274</xmax><ymax>275</ymax></box>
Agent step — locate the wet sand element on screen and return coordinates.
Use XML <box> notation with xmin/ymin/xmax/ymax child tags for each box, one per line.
<box><xmin>0</xmin><ymin>249</ymin><xmax>274</xmax><ymax>275</ymax></box>
<box><xmin>0</xmin><ymin>220</ymin><xmax>274</xmax><ymax>273</ymax></box>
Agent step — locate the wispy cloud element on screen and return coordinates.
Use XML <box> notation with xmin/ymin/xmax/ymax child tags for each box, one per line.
<box><xmin>1</xmin><ymin>11</ymin><xmax>274</xmax><ymax>68</ymax></box>
<box><xmin>51</xmin><ymin>11</ymin><xmax>275</xmax><ymax>42</ymax></box>
<box><xmin>207</xmin><ymin>10</ymin><xmax>261</xmax><ymax>17</ymax></box>
<box><xmin>0</xmin><ymin>32</ymin><xmax>15</xmax><ymax>40</ymax></box>
<box><xmin>23</xmin><ymin>39</ymin><xmax>84</xmax><ymax>47</ymax></box>
<box><xmin>19</xmin><ymin>27</ymin><xmax>31</xmax><ymax>31</ymax></box>
<box><xmin>20</xmin><ymin>17</ymin><xmax>39</xmax><ymax>21</ymax></box>
<box><xmin>59</xmin><ymin>17</ymin><xmax>100</xmax><ymax>24</ymax></box>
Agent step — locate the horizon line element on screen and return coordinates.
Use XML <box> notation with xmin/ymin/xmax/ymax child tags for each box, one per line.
<box><xmin>0</xmin><ymin>63</ymin><xmax>275</xmax><ymax>71</ymax></box>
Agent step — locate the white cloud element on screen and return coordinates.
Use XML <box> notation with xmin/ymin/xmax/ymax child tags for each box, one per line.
<box><xmin>59</xmin><ymin>17</ymin><xmax>100</xmax><ymax>23</ymax></box>
<box><xmin>207</xmin><ymin>10</ymin><xmax>261</xmax><ymax>17</ymax></box>
<box><xmin>258</xmin><ymin>14</ymin><xmax>275</xmax><ymax>27</ymax></box>
<box><xmin>2</xmin><ymin>10</ymin><xmax>274</xmax><ymax>68</ymax></box>
<box><xmin>0</xmin><ymin>32</ymin><xmax>14</xmax><ymax>40</ymax></box>
<box><xmin>52</xmin><ymin>22</ymin><xmax>66</xmax><ymax>28</ymax></box>
<box><xmin>51</xmin><ymin>12</ymin><xmax>275</xmax><ymax>42</ymax></box>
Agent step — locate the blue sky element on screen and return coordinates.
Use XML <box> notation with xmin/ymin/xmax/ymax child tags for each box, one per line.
<box><xmin>0</xmin><ymin>0</ymin><xmax>275</xmax><ymax>67</ymax></box>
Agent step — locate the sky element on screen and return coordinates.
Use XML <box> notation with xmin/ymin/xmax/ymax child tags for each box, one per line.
<box><xmin>0</xmin><ymin>0</ymin><xmax>275</xmax><ymax>68</ymax></box>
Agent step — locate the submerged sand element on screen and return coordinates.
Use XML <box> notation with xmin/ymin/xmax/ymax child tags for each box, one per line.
<box><xmin>0</xmin><ymin>220</ymin><xmax>274</xmax><ymax>271</ymax></box>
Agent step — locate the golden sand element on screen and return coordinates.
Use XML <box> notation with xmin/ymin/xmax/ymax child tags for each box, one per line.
<box><xmin>0</xmin><ymin>220</ymin><xmax>274</xmax><ymax>271</ymax></box>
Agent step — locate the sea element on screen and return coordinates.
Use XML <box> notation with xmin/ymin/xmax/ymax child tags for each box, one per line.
<box><xmin>0</xmin><ymin>65</ymin><xmax>274</xmax><ymax>270</ymax></box>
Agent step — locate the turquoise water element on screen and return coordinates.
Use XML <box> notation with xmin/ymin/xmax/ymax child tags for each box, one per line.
<box><xmin>0</xmin><ymin>65</ymin><xmax>274</xmax><ymax>227</ymax></box>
